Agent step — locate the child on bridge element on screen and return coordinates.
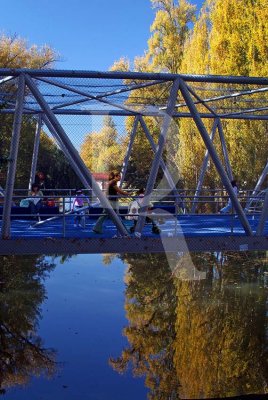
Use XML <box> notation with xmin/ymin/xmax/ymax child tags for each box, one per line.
<box><xmin>127</xmin><ymin>188</ymin><xmax>161</xmax><ymax>234</ymax></box>
<box><xmin>72</xmin><ymin>189</ymin><xmax>90</xmax><ymax>228</ymax></box>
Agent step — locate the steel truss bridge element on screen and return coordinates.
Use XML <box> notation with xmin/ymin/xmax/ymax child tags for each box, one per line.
<box><xmin>0</xmin><ymin>68</ymin><xmax>268</xmax><ymax>255</ymax></box>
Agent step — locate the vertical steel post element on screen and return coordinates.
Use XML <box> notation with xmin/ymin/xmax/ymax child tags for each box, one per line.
<box><xmin>29</xmin><ymin>114</ymin><xmax>42</xmax><ymax>190</ymax></box>
<box><xmin>256</xmin><ymin>189</ymin><xmax>268</xmax><ymax>236</ymax></box>
<box><xmin>217</xmin><ymin>119</ymin><xmax>233</xmax><ymax>180</ymax></box>
<box><xmin>245</xmin><ymin>160</ymin><xmax>268</xmax><ymax>210</ymax></box>
<box><xmin>191</xmin><ymin>118</ymin><xmax>219</xmax><ymax>213</ymax></box>
<box><xmin>1</xmin><ymin>74</ymin><xmax>25</xmax><ymax>239</ymax></box>
<box><xmin>135</xmin><ymin>79</ymin><xmax>180</xmax><ymax>235</ymax></box>
<box><xmin>24</xmin><ymin>74</ymin><xmax>129</xmax><ymax>236</ymax></box>
<box><xmin>119</xmin><ymin>116</ymin><xmax>139</xmax><ymax>188</ymax></box>
<box><xmin>179</xmin><ymin>78</ymin><xmax>253</xmax><ymax>236</ymax></box>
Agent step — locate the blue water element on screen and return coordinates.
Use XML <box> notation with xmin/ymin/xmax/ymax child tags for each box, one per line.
<box><xmin>4</xmin><ymin>254</ymin><xmax>147</xmax><ymax>400</ymax></box>
<box><xmin>2</xmin><ymin>252</ymin><xmax>268</xmax><ymax>399</ymax></box>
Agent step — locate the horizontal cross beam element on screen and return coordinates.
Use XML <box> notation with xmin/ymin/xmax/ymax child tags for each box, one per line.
<box><xmin>0</xmin><ymin>68</ymin><xmax>268</xmax><ymax>85</ymax></box>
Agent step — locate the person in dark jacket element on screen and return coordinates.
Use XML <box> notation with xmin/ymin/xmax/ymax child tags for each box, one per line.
<box><xmin>92</xmin><ymin>171</ymin><xmax>129</xmax><ymax>234</ymax></box>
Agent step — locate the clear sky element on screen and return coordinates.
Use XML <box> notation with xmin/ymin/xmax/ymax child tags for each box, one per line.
<box><xmin>0</xmin><ymin>0</ymin><xmax>203</xmax><ymax>71</ymax></box>
<box><xmin>0</xmin><ymin>0</ymin><xmax>203</xmax><ymax>145</ymax></box>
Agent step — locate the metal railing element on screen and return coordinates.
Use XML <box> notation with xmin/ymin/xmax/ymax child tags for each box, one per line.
<box><xmin>0</xmin><ymin>187</ymin><xmax>266</xmax><ymax>238</ymax></box>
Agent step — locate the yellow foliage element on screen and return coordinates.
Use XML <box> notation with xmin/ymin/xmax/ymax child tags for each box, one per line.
<box><xmin>0</xmin><ymin>34</ymin><xmax>56</xmax><ymax>69</ymax></box>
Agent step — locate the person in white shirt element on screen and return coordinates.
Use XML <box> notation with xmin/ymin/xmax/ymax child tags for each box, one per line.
<box><xmin>220</xmin><ymin>180</ymin><xmax>238</xmax><ymax>214</ymax></box>
<box><xmin>127</xmin><ymin>188</ymin><xmax>161</xmax><ymax>234</ymax></box>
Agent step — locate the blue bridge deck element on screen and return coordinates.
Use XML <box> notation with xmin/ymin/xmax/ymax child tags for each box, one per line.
<box><xmin>0</xmin><ymin>214</ymin><xmax>268</xmax><ymax>255</ymax></box>
<box><xmin>3</xmin><ymin>214</ymin><xmax>268</xmax><ymax>238</ymax></box>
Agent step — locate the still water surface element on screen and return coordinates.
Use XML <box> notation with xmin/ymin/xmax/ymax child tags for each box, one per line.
<box><xmin>0</xmin><ymin>252</ymin><xmax>267</xmax><ymax>399</ymax></box>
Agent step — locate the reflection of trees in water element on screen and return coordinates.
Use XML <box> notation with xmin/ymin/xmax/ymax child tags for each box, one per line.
<box><xmin>175</xmin><ymin>252</ymin><xmax>268</xmax><ymax>399</ymax></box>
<box><xmin>109</xmin><ymin>252</ymin><xmax>268</xmax><ymax>399</ymax></box>
<box><xmin>110</xmin><ymin>254</ymin><xmax>179</xmax><ymax>400</ymax></box>
<box><xmin>0</xmin><ymin>255</ymin><xmax>57</xmax><ymax>395</ymax></box>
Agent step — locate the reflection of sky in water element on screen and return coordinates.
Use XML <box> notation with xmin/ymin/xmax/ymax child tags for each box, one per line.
<box><xmin>5</xmin><ymin>254</ymin><xmax>147</xmax><ymax>400</ymax></box>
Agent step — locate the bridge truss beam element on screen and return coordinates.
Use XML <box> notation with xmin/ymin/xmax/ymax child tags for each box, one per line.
<box><xmin>0</xmin><ymin>68</ymin><xmax>267</xmax><ymax>246</ymax></box>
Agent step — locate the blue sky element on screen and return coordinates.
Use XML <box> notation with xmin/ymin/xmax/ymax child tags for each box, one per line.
<box><xmin>0</xmin><ymin>0</ymin><xmax>203</xmax><ymax>145</ymax></box>
<box><xmin>0</xmin><ymin>0</ymin><xmax>203</xmax><ymax>71</ymax></box>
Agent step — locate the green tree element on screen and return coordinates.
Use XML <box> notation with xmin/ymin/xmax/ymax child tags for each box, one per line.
<box><xmin>112</xmin><ymin>0</ymin><xmax>268</xmax><ymax>191</ymax></box>
<box><xmin>110</xmin><ymin>1</ymin><xmax>196</xmax><ymax>189</ymax></box>
<box><xmin>0</xmin><ymin>34</ymin><xmax>82</xmax><ymax>189</ymax></box>
<box><xmin>0</xmin><ymin>35</ymin><xmax>56</xmax><ymax>69</ymax></box>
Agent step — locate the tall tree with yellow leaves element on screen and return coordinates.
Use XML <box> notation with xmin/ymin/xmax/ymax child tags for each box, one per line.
<box><xmin>178</xmin><ymin>0</ymin><xmax>268</xmax><ymax>189</ymax></box>
<box><xmin>80</xmin><ymin>116</ymin><xmax>124</xmax><ymax>173</ymax></box>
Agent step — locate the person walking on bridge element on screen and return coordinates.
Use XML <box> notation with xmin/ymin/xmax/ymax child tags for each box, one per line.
<box><xmin>92</xmin><ymin>170</ymin><xmax>130</xmax><ymax>234</ymax></box>
<box><xmin>220</xmin><ymin>180</ymin><xmax>238</xmax><ymax>214</ymax></box>
<box><xmin>127</xmin><ymin>188</ymin><xmax>161</xmax><ymax>234</ymax></box>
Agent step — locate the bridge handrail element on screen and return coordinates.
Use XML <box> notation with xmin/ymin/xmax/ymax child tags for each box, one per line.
<box><xmin>0</xmin><ymin>188</ymin><xmax>265</xmax><ymax>222</ymax></box>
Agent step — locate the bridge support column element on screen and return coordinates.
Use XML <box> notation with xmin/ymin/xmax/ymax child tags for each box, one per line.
<box><xmin>29</xmin><ymin>114</ymin><xmax>42</xmax><ymax>190</ymax></box>
<box><xmin>256</xmin><ymin>189</ymin><xmax>268</xmax><ymax>236</ymax></box>
<box><xmin>245</xmin><ymin>160</ymin><xmax>268</xmax><ymax>211</ymax></box>
<box><xmin>179</xmin><ymin>78</ymin><xmax>253</xmax><ymax>236</ymax></box>
<box><xmin>24</xmin><ymin>74</ymin><xmax>129</xmax><ymax>236</ymax></box>
<box><xmin>2</xmin><ymin>74</ymin><xmax>25</xmax><ymax>239</ymax></box>
<box><xmin>135</xmin><ymin>78</ymin><xmax>180</xmax><ymax>235</ymax></box>
<box><xmin>217</xmin><ymin>119</ymin><xmax>233</xmax><ymax>180</ymax></box>
<box><xmin>139</xmin><ymin>115</ymin><xmax>183</xmax><ymax>201</ymax></box>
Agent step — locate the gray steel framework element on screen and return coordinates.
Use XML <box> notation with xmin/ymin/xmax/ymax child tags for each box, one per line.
<box><xmin>134</xmin><ymin>79</ymin><xmax>180</xmax><ymax>235</ymax></box>
<box><xmin>179</xmin><ymin>78</ymin><xmax>253</xmax><ymax>235</ymax></box>
<box><xmin>245</xmin><ymin>161</ymin><xmax>268</xmax><ymax>211</ymax></box>
<box><xmin>0</xmin><ymin>68</ymin><xmax>268</xmax><ymax>249</ymax></box>
<box><xmin>2</xmin><ymin>75</ymin><xmax>25</xmax><ymax>238</ymax></box>
<box><xmin>29</xmin><ymin>114</ymin><xmax>42</xmax><ymax>189</ymax></box>
<box><xmin>0</xmin><ymin>236</ymin><xmax>267</xmax><ymax>255</ymax></box>
<box><xmin>191</xmin><ymin>118</ymin><xmax>219</xmax><ymax>213</ymax></box>
<box><xmin>24</xmin><ymin>74</ymin><xmax>129</xmax><ymax>237</ymax></box>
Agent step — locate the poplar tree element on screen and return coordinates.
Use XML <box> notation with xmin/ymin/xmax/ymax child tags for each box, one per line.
<box><xmin>80</xmin><ymin>116</ymin><xmax>123</xmax><ymax>173</ymax></box>
<box><xmin>178</xmin><ymin>0</ymin><xmax>268</xmax><ymax>189</ymax></box>
<box><xmin>0</xmin><ymin>35</ymin><xmax>73</xmax><ymax>188</ymax></box>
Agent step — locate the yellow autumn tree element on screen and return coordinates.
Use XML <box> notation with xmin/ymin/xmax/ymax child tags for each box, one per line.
<box><xmin>109</xmin><ymin>1</ymin><xmax>196</xmax><ymax>188</ymax></box>
<box><xmin>147</xmin><ymin>0</ymin><xmax>196</xmax><ymax>72</ymax></box>
<box><xmin>80</xmin><ymin>116</ymin><xmax>124</xmax><ymax>173</ymax></box>
<box><xmin>179</xmin><ymin>0</ymin><xmax>268</xmax><ymax>189</ymax></box>
<box><xmin>0</xmin><ymin>34</ymin><xmax>73</xmax><ymax>188</ymax></box>
<box><xmin>110</xmin><ymin>0</ymin><xmax>268</xmax><ymax>190</ymax></box>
